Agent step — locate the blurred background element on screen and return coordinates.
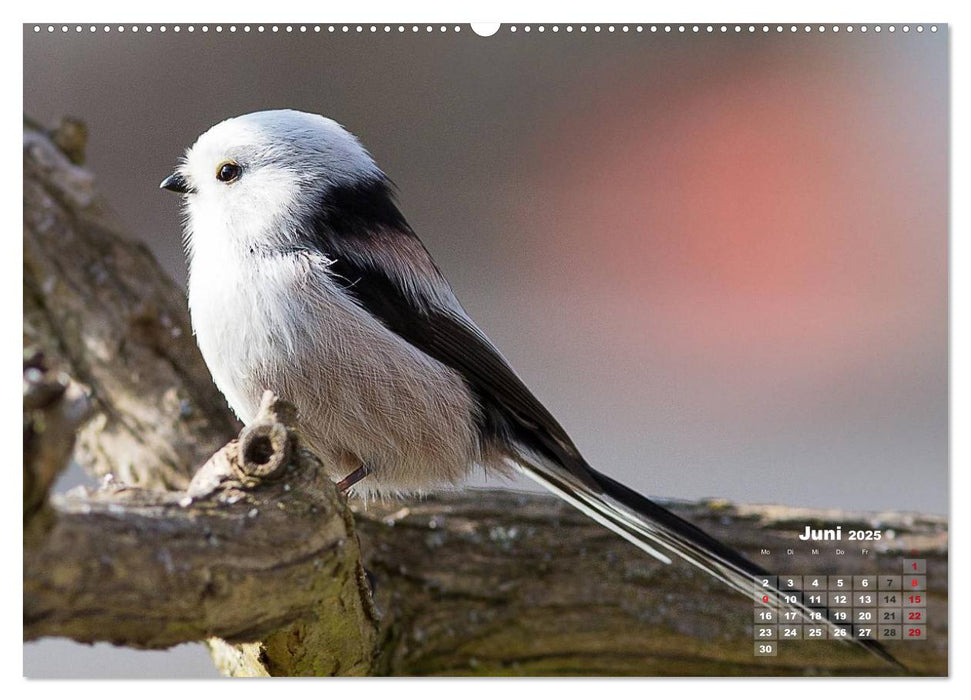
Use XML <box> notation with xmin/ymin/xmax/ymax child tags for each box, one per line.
<box><xmin>24</xmin><ymin>24</ymin><xmax>947</xmax><ymax>676</ymax></box>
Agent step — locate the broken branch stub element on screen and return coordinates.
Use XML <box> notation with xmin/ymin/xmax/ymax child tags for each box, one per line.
<box><xmin>23</xmin><ymin>350</ymin><xmax>93</xmax><ymax>522</ymax></box>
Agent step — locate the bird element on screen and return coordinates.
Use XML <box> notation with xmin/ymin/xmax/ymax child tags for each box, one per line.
<box><xmin>161</xmin><ymin>109</ymin><xmax>901</xmax><ymax>668</ymax></box>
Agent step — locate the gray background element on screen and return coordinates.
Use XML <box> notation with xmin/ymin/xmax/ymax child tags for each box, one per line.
<box><xmin>24</xmin><ymin>23</ymin><xmax>948</xmax><ymax>677</ymax></box>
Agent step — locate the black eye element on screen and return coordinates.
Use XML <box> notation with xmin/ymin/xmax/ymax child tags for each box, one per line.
<box><xmin>216</xmin><ymin>161</ymin><xmax>241</xmax><ymax>183</ymax></box>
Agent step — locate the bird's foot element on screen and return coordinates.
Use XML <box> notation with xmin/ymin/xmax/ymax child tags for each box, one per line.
<box><xmin>337</xmin><ymin>463</ymin><xmax>372</xmax><ymax>492</ymax></box>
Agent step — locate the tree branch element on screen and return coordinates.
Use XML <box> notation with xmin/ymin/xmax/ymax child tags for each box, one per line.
<box><xmin>24</xmin><ymin>388</ymin><xmax>379</xmax><ymax>674</ymax></box>
<box><xmin>353</xmin><ymin>495</ymin><xmax>947</xmax><ymax>676</ymax></box>
<box><xmin>23</xmin><ymin>118</ymin><xmax>238</xmax><ymax>489</ymax></box>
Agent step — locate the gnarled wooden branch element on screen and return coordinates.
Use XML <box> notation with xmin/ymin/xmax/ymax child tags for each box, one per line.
<box><xmin>24</xmin><ymin>389</ymin><xmax>379</xmax><ymax>675</ymax></box>
<box><xmin>23</xmin><ymin>118</ymin><xmax>238</xmax><ymax>489</ymax></box>
<box><xmin>22</xmin><ymin>119</ymin><xmax>948</xmax><ymax>677</ymax></box>
<box><xmin>353</xmin><ymin>495</ymin><xmax>947</xmax><ymax>676</ymax></box>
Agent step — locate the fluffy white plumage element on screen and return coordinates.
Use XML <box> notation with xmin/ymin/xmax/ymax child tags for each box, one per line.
<box><xmin>176</xmin><ymin>110</ymin><xmax>484</xmax><ymax>494</ymax></box>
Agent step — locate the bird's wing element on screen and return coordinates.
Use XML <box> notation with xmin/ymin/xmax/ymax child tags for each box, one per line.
<box><xmin>307</xmin><ymin>217</ymin><xmax>595</xmax><ymax>486</ymax></box>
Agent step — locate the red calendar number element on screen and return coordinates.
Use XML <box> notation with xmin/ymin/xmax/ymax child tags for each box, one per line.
<box><xmin>908</xmin><ymin>611</ymin><xmax>923</xmax><ymax>621</ymax></box>
<box><xmin>908</xmin><ymin>628</ymin><xmax>922</xmax><ymax>637</ymax></box>
<box><xmin>909</xmin><ymin>594</ymin><xmax>922</xmax><ymax>604</ymax></box>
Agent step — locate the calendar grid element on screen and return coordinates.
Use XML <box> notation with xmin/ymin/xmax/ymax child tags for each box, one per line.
<box><xmin>754</xmin><ymin>558</ymin><xmax>926</xmax><ymax>656</ymax></box>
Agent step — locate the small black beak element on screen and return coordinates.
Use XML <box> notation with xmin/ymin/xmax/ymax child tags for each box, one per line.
<box><xmin>159</xmin><ymin>173</ymin><xmax>191</xmax><ymax>194</ymax></box>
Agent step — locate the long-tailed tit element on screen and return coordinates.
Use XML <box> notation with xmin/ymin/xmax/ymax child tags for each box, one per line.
<box><xmin>162</xmin><ymin>110</ymin><xmax>898</xmax><ymax>667</ymax></box>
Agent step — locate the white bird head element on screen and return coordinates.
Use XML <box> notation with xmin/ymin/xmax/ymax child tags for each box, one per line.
<box><xmin>161</xmin><ymin>109</ymin><xmax>383</xmax><ymax>255</ymax></box>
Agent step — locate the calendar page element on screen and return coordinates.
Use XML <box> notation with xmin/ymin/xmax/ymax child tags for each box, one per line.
<box><xmin>749</xmin><ymin>520</ymin><xmax>945</xmax><ymax>671</ymax></box>
<box><xmin>22</xmin><ymin>19</ymin><xmax>948</xmax><ymax>678</ymax></box>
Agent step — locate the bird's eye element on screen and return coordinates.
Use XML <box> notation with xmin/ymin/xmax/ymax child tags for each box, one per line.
<box><xmin>216</xmin><ymin>161</ymin><xmax>241</xmax><ymax>183</ymax></box>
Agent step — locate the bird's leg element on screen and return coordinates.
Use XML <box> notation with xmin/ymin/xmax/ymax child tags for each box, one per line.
<box><xmin>337</xmin><ymin>463</ymin><xmax>372</xmax><ymax>492</ymax></box>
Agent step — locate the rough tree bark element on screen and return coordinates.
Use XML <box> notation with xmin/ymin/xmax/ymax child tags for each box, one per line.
<box><xmin>24</xmin><ymin>384</ymin><xmax>378</xmax><ymax>675</ymax></box>
<box><xmin>22</xmin><ymin>120</ymin><xmax>948</xmax><ymax>677</ymax></box>
<box><xmin>23</xmin><ymin>116</ymin><xmax>239</xmax><ymax>490</ymax></box>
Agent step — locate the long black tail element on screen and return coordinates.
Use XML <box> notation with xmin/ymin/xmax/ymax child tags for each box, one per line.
<box><xmin>511</xmin><ymin>450</ymin><xmax>905</xmax><ymax>671</ymax></box>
